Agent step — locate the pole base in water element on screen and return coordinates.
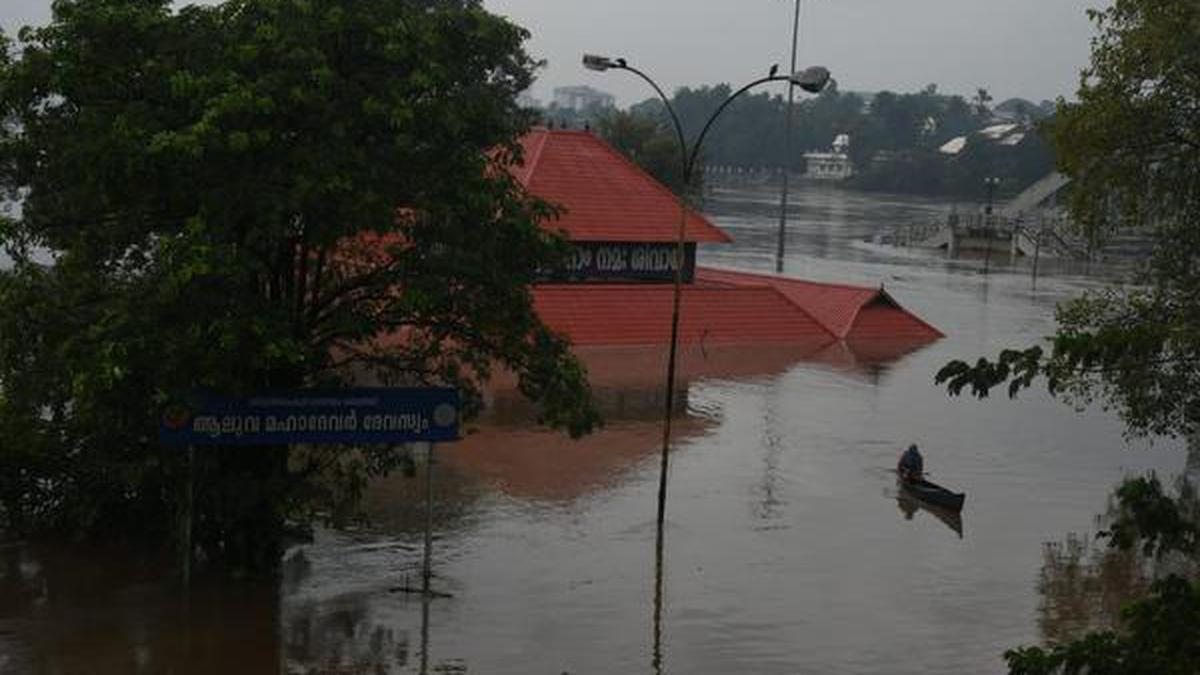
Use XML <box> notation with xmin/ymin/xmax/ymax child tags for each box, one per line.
<box><xmin>389</xmin><ymin>571</ymin><xmax>454</xmax><ymax>598</ymax></box>
<box><xmin>389</xmin><ymin>585</ymin><xmax>453</xmax><ymax>599</ymax></box>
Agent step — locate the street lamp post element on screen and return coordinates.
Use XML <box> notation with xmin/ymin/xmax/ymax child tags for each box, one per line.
<box><xmin>983</xmin><ymin>176</ymin><xmax>1000</xmax><ymax>274</ymax></box>
<box><xmin>984</xmin><ymin>175</ymin><xmax>1000</xmax><ymax>215</ymax></box>
<box><xmin>582</xmin><ymin>54</ymin><xmax>829</xmax><ymax>532</ymax></box>
<box><xmin>776</xmin><ymin>0</ymin><xmax>803</xmax><ymax>274</ymax></box>
<box><xmin>583</xmin><ymin>54</ymin><xmax>829</xmax><ymax>672</ymax></box>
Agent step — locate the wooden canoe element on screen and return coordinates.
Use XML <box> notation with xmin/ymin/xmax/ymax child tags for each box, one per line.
<box><xmin>898</xmin><ymin>477</ymin><xmax>966</xmax><ymax>512</ymax></box>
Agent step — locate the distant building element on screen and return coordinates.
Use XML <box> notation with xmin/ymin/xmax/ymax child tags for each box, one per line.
<box><xmin>938</xmin><ymin>136</ymin><xmax>968</xmax><ymax>155</ymax></box>
<box><xmin>979</xmin><ymin>123</ymin><xmax>1021</xmax><ymax>142</ymax></box>
<box><xmin>939</xmin><ymin>122</ymin><xmax>1029</xmax><ymax>156</ymax></box>
<box><xmin>803</xmin><ymin>134</ymin><xmax>854</xmax><ymax>180</ymax></box>
<box><xmin>551</xmin><ymin>85</ymin><xmax>615</xmax><ymax>111</ymax></box>
<box><xmin>516</xmin><ymin>91</ymin><xmax>542</xmax><ymax>109</ymax></box>
<box><xmin>992</xmin><ymin>97</ymin><xmax>1053</xmax><ymax>123</ymax></box>
<box><xmin>848</xmin><ymin>91</ymin><xmax>877</xmax><ymax>114</ymax></box>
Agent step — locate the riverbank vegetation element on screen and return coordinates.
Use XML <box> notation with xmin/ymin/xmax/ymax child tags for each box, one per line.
<box><xmin>542</xmin><ymin>82</ymin><xmax>1056</xmax><ymax>200</ymax></box>
<box><xmin>936</xmin><ymin>0</ymin><xmax>1200</xmax><ymax>670</ymax></box>
<box><xmin>0</xmin><ymin>0</ymin><xmax>597</xmax><ymax>571</ymax></box>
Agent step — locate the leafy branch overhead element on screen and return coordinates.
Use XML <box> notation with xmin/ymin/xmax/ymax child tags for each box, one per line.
<box><xmin>935</xmin><ymin>346</ymin><xmax>1045</xmax><ymax>400</ymax></box>
<box><xmin>937</xmin><ymin>283</ymin><xmax>1200</xmax><ymax>439</ymax></box>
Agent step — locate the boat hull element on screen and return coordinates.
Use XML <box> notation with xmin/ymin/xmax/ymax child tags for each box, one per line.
<box><xmin>899</xmin><ymin>477</ymin><xmax>966</xmax><ymax>512</ymax></box>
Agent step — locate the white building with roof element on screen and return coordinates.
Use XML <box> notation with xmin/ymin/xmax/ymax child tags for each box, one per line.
<box><xmin>803</xmin><ymin>134</ymin><xmax>854</xmax><ymax>180</ymax></box>
<box><xmin>552</xmin><ymin>85</ymin><xmax>615</xmax><ymax>111</ymax></box>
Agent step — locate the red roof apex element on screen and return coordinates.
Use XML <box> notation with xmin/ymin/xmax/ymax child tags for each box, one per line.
<box><xmin>514</xmin><ymin>128</ymin><xmax>731</xmax><ymax>244</ymax></box>
<box><xmin>533</xmin><ymin>283</ymin><xmax>834</xmax><ymax>346</ymax></box>
<box><xmin>696</xmin><ymin>267</ymin><xmax>944</xmax><ymax>340</ymax></box>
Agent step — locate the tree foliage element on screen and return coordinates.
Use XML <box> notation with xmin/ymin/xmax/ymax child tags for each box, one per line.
<box><xmin>0</xmin><ymin>0</ymin><xmax>598</xmax><ymax>568</ymax></box>
<box><xmin>933</xmin><ymin>0</ymin><xmax>1200</xmax><ymax>670</ymax></box>
<box><xmin>1005</xmin><ymin>575</ymin><xmax>1200</xmax><ymax>675</ymax></box>
<box><xmin>593</xmin><ymin>108</ymin><xmax>686</xmax><ymax>194</ymax></box>
<box><xmin>937</xmin><ymin>0</ymin><xmax>1200</xmax><ymax>439</ymax></box>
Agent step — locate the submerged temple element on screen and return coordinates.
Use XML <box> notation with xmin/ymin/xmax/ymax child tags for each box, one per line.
<box><xmin>510</xmin><ymin>128</ymin><xmax>942</xmax><ymax>384</ymax></box>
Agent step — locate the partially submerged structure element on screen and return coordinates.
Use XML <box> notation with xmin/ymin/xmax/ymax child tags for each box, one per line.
<box><xmin>890</xmin><ymin>172</ymin><xmax>1085</xmax><ymax>260</ymax></box>
<box><xmin>456</xmin><ymin>128</ymin><xmax>943</xmax><ymax>501</ymax></box>
<box><xmin>803</xmin><ymin>134</ymin><xmax>854</xmax><ymax>181</ymax></box>
<box><xmin>511</xmin><ymin>128</ymin><xmax>941</xmax><ymax>390</ymax></box>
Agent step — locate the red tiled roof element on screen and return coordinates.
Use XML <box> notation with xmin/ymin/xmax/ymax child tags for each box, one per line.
<box><xmin>532</xmin><ymin>283</ymin><xmax>835</xmax><ymax>347</ymax></box>
<box><xmin>850</xmin><ymin>303</ymin><xmax>943</xmax><ymax>340</ymax></box>
<box><xmin>694</xmin><ymin>267</ymin><xmax>943</xmax><ymax>340</ymax></box>
<box><xmin>515</xmin><ymin>129</ymin><xmax>730</xmax><ymax>243</ymax></box>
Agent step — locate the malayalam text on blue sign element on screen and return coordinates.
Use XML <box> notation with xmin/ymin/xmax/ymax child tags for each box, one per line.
<box><xmin>159</xmin><ymin>388</ymin><xmax>459</xmax><ymax>446</ymax></box>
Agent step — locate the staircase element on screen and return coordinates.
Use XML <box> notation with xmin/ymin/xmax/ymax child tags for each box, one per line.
<box><xmin>1003</xmin><ymin>172</ymin><xmax>1071</xmax><ymax>216</ymax></box>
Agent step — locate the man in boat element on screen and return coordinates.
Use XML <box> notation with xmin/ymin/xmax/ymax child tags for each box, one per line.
<box><xmin>898</xmin><ymin>444</ymin><xmax>923</xmax><ymax>483</ymax></box>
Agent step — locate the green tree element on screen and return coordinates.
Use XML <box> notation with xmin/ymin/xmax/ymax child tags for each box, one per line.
<box><xmin>594</xmin><ymin>108</ymin><xmax>686</xmax><ymax>193</ymax></box>
<box><xmin>0</xmin><ymin>0</ymin><xmax>597</xmax><ymax>571</ymax></box>
<box><xmin>934</xmin><ymin>1</ymin><xmax>1200</xmax><ymax>670</ymax></box>
<box><xmin>598</xmin><ymin>81</ymin><xmax>1037</xmax><ymax>197</ymax></box>
<box><xmin>936</xmin><ymin>0</ymin><xmax>1200</xmax><ymax>439</ymax></box>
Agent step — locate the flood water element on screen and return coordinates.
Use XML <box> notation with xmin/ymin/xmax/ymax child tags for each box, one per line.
<box><xmin>0</xmin><ymin>184</ymin><xmax>1188</xmax><ymax>674</ymax></box>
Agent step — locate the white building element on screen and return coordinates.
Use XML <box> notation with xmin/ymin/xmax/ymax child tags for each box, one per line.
<box><xmin>803</xmin><ymin>134</ymin><xmax>854</xmax><ymax>180</ymax></box>
<box><xmin>516</xmin><ymin>91</ymin><xmax>542</xmax><ymax>109</ymax></box>
<box><xmin>552</xmin><ymin>85</ymin><xmax>615</xmax><ymax>111</ymax></box>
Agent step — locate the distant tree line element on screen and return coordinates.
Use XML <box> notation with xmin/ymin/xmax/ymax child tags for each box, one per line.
<box><xmin>539</xmin><ymin>83</ymin><xmax>1056</xmax><ymax>200</ymax></box>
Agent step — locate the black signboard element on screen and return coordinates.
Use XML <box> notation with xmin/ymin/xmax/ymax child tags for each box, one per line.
<box><xmin>542</xmin><ymin>242</ymin><xmax>696</xmax><ymax>283</ymax></box>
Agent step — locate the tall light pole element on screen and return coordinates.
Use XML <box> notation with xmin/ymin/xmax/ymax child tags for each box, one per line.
<box><xmin>776</xmin><ymin>0</ymin><xmax>803</xmax><ymax>273</ymax></box>
<box><xmin>583</xmin><ymin>53</ymin><xmax>829</xmax><ymax>672</ymax></box>
<box><xmin>583</xmin><ymin>54</ymin><xmax>828</xmax><ymax>533</ymax></box>
<box><xmin>983</xmin><ymin>175</ymin><xmax>1000</xmax><ymax>274</ymax></box>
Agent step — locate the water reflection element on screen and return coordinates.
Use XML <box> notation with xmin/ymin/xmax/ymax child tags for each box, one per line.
<box><xmin>895</xmin><ymin>487</ymin><xmax>965</xmax><ymax>539</ymax></box>
<box><xmin>814</xmin><ymin>338</ymin><xmax>935</xmax><ymax>384</ymax></box>
<box><xmin>472</xmin><ymin>338</ymin><xmax>937</xmax><ymax>506</ymax></box>
<box><xmin>280</xmin><ymin>528</ymin><xmax>469</xmax><ymax>674</ymax></box>
<box><xmin>8</xmin><ymin>185</ymin><xmax>1184</xmax><ymax>674</ymax></box>
<box><xmin>1034</xmin><ymin>475</ymin><xmax>1199</xmax><ymax>644</ymax></box>
<box><xmin>1035</xmin><ymin>532</ymin><xmax>1144</xmax><ymax>643</ymax></box>
<box><xmin>0</xmin><ymin>310</ymin><xmax>941</xmax><ymax>674</ymax></box>
<box><xmin>442</xmin><ymin>419</ymin><xmax>715</xmax><ymax>504</ymax></box>
<box><xmin>754</xmin><ymin>401</ymin><xmax>787</xmax><ymax>525</ymax></box>
<box><xmin>652</xmin><ymin>515</ymin><xmax>666</xmax><ymax>675</ymax></box>
<box><xmin>0</xmin><ymin>542</ymin><xmax>280</xmax><ymax>675</ymax></box>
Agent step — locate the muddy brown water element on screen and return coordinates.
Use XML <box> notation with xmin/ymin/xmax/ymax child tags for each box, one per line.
<box><xmin>0</xmin><ymin>185</ymin><xmax>1186</xmax><ymax>674</ymax></box>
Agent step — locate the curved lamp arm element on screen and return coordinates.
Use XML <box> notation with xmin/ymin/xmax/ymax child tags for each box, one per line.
<box><xmin>598</xmin><ymin>64</ymin><xmax>797</xmax><ymax>187</ymax></box>
<box><xmin>580</xmin><ymin>53</ymin><xmax>830</xmax><ymax>576</ymax></box>
<box><xmin>684</xmin><ymin>75</ymin><xmax>793</xmax><ymax>182</ymax></box>
<box><xmin>612</xmin><ymin>63</ymin><xmax>689</xmax><ymax>184</ymax></box>
<box><xmin>579</xmin><ymin>59</ymin><xmax>828</xmax><ymax>672</ymax></box>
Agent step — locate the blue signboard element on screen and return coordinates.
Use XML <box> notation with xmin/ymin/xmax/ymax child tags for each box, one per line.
<box><xmin>159</xmin><ymin>388</ymin><xmax>459</xmax><ymax>446</ymax></box>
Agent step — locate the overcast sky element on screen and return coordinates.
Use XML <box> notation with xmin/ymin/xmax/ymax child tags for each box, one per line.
<box><xmin>2</xmin><ymin>0</ymin><xmax>1107</xmax><ymax>106</ymax></box>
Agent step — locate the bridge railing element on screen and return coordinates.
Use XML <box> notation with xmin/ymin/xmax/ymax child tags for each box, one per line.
<box><xmin>889</xmin><ymin>212</ymin><xmax>1092</xmax><ymax>259</ymax></box>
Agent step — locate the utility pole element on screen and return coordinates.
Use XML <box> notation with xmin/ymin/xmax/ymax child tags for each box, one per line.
<box><xmin>983</xmin><ymin>176</ymin><xmax>1000</xmax><ymax>274</ymax></box>
<box><xmin>775</xmin><ymin>0</ymin><xmax>802</xmax><ymax>273</ymax></box>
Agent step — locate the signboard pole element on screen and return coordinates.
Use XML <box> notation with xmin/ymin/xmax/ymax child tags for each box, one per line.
<box><xmin>160</xmin><ymin>388</ymin><xmax>460</xmax><ymax>595</ymax></box>
<box><xmin>422</xmin><ymin>442</ymin><xmax>435</xmax><ymax>596</ymax></box>
<box><xmin>183</xmin><ymin>444</ymin><xmax>194</xmax><ymax>590</ymax></box>
<box><xmin>419</xmin><ymin>586</ymin><xmax>432</xmax><ymax>673</ymax></box>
